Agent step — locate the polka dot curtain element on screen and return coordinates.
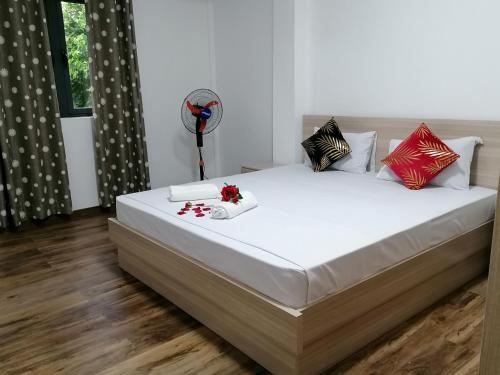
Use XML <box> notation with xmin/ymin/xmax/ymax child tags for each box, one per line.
<box><xmin>0</xmin><ymin>0</ymin><xmax>73</xmax><ymax>228</ymax></box>
<box><xmin>85</xmin><ymin>0</ymin><xmax>150</xmax><ymax>207</ymax></box>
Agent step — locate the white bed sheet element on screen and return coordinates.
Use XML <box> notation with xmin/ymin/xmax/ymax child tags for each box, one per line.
<box><xmin>116</xmin><ymin>164</ymin><xmax>497</xmax><ymax>308</ymax></box>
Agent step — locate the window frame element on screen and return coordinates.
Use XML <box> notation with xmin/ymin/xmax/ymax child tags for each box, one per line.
<box><xmin>45</xmin><ymin>0</ymin><xmax>93</xmax><ymax>118</ymax></box>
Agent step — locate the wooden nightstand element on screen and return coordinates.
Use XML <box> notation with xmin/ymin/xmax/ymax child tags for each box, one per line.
<box><xmin>241</xmin><ymin>162</ymin><xmax>281</xmax><ymax>174</ymax></box>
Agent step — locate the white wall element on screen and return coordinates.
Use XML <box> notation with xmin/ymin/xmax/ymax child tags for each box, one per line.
<box><xmin>212</xmin><ymin>0</ymin><xmax>274</xmax><ymax>176</ymax></box>
<box><xmin>273</xmin><ymin>0</ymin><xmax>312</xmax><ymax>164</ymax></box>
<box><xmin>133</xmin><ymin>0</ymin><xmax>218</xmax><ymax>188</ymax></box>
<box><xmin>61</xmin><ymin>117</ymin><xmax>99</xmax><ymax>210</ymax></box>
<box><xmin>309</xmin><ymin>0</ymin><xmax>500</xmax><ymax>120</ymax></box>
<box><xmin>273</xmin><ymin>0</ymin><xmax>297</xmax><ymax>165</ymax></box>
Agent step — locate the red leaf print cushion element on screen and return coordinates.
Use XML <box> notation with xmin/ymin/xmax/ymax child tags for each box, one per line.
<box><xmin>381</xmin><ymin>123</ymin><xmax>460</xmax><ymax>190</ymax></box>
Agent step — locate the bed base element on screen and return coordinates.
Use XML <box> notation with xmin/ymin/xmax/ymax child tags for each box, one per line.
<box><xmin>109</xmin><ymin>218</ymin><xmax>492</xmax><ymax>374</ymax></box>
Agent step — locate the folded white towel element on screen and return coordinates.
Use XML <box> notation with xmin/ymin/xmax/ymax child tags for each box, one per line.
<box><xmin>169</xmin><ymin>183</ymin><xmax>219</xmax><ymax>202</ymax></box>
<box><xmin>211</xmin><ymin>191</ymin><xmax>258</xmax><ymax>219</ymax></box>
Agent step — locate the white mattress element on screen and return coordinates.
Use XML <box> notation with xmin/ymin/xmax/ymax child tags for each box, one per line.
<box><xmin>116</xmin><ymin>164</ymin><xmax>496</xmax><ymax>308</ymax></box>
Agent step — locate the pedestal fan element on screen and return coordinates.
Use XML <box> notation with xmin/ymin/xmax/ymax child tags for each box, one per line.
<box><xmin>181</xmin><ymin>89</ymin><xmax>223</xmax><ymax>181</ymax></box>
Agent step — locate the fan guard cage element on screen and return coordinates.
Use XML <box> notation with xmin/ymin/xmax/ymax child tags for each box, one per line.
<box><xmin>181</xmin><ymin>88</ymin><xmax>223</xmax><ymax>135</ymax></box>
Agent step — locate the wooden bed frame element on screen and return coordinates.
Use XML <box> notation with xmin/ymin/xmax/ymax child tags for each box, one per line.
<box><xmin>109</xmin><ymin>116</ymin><xmax>500</xmax><ymax>374</ymax></box>
<box><xmin>480</xmin><ymin>177</ymin><xmax>500</xmax><ymax>374</ymax></box>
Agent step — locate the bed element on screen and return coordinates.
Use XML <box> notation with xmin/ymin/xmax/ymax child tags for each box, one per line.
<box><xmin>109</xmin><ymin>116</ymin><xmax>500</xmax><ymax>374</ymax></box>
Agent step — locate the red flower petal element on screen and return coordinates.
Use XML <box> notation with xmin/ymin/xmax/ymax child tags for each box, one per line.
<box><xmin>181</xmin><ymin>207</ymin><xmax>189</xmax><ymax>211</ymax></box>
<box><xmin>196</xmin><ymin>203</ymin><xmax>205</xmax><ymax>206</ymax></box>
<box><xmin>196</xmin><ymin>213</ymin><xmax>205</xmax><ymax>217</ymax></box>
<box><xmin>177</xmin><ymin>211</ymin><xmax>185</xmax><ymax>215</ymax></box>
<box><xmin>202</xmin><ymin>208</ymin><xmax>210</xmax><ymax>211</ymax></box>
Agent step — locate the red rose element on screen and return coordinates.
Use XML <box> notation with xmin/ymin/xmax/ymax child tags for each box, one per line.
<box><xmin>221</xmin><ymin>184</ymin><xmax>242</xmax><ymax>203</ymax></box>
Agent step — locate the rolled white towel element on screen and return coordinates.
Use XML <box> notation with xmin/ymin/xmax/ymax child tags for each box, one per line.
<box><xmin>211</xmin><ymin>191</ymin><xmax>258</xmax><ymax>219</ymax></box>
<box><xmin>169</xmin><ymin>183</ymin><xmax>219</xmax><ymax>202</ymax></box>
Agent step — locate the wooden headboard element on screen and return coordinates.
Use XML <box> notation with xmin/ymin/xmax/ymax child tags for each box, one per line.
<box><xmin>303</xmin><ymin>115</ymin><xmax>500</xmax><ymax>189</ymax></box>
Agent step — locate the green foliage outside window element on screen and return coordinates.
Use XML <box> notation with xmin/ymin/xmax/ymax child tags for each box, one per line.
<box><xmin>62</xmin><ymin>2</ymin><xmax>92</xmax><ymax>109</ymax></box>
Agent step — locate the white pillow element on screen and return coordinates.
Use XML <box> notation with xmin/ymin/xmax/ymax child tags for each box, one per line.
<box><xmin>376</xmin><ymin>136</ymin><xmax>483</xmax><ymax>190</ymax></box>
<box><xmin>367</xmin><ymin>131</ymin><xmax>378</xmax><ymax>174</ymax></box>
<box><xmin>333</xmin><ymin>131</ymin><xmax>377</xmax><ymax>174</ymax></box>
<box><xmin>304</xmin><ymin>128</ymin><xmax>377</xmax><ymax>174</ymax></box>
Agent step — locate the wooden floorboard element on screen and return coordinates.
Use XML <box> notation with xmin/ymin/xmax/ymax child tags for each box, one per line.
<box><xmin>0</xmin><ymin>212</ymin><xmax>485</xmax><ymax>374</ymax></box>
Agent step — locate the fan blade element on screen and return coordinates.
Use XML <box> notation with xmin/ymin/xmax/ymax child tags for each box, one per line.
<box><xmin>187</xmin><ymin>100</ymin><xmax>202</xmax><ymax>115</ymax></box>
<box><xmin>199</xmin><ymin>119</ymin><xmax>207</xmax><ymax>133</ymax></box>
<box><xmin>203</xmin><ymin>100</ymin><xmax>219</xmax><ymax>108</ymax></box>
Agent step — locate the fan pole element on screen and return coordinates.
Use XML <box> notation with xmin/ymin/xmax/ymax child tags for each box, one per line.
<box><xmin>198</xmin><ymin>147</ymin><xmax>205</xmax><ymax>181</ymax></box>
<box><xmin>195</xmin><ymin>117</ymin><xmax>204</xmax><ymax>180</ymax></box>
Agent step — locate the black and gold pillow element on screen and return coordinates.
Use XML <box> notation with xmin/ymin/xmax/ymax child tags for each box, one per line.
<box><xmin>301</xmin><ymin>118</ymin><xmax>351</xmax><ymax>172</ymax></box>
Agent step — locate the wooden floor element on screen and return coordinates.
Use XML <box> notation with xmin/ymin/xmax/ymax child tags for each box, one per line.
<box><xmin>0</xmin><ymin>211</ymin><xmax>486</xmax><ymax>374</ymax></box>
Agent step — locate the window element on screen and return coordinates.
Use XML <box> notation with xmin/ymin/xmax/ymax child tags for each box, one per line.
<box><xmin>45</xmin><ymin>0</ymin><xmax>92</xmax><ymax>117</ymax></box>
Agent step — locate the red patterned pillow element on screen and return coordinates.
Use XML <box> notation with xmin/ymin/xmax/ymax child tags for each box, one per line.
<box><xmin>381</xmin><ymin>123</ymin><xmax>460</xmax><ymax>190</ymax></box>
